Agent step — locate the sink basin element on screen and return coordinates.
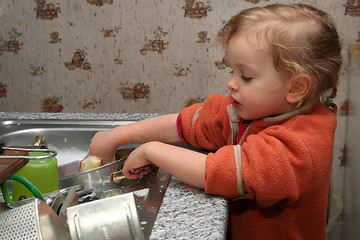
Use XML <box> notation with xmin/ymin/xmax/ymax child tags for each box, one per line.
<box><xmin>0</xmin><ymin>119</ymin><xmax>138</xmax><ymax>165</ymax></box>
<box><xmin>0</xmin><ymin>119</ymin><xmax>171</xmax><ymax>239</ymax></box>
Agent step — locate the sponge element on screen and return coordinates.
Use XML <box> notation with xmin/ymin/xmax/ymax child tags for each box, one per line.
<box><xmin>79</xmin><ymin>154</ymin><xmax>116</xmax><ymax>172</ymax></box>
<box><xmin>79</xmin><ymin>156</ymin><xmax>102</xmax><ymax>172</ymax></box>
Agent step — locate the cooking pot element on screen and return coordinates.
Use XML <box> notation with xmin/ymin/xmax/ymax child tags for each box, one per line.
<box><xmin>67</xmin><ymin>192</ymin><xmax>144</xmax><ymax>240</ymax></box>
<box><xmin>58</xmin><ymin>157</ymin><xmax>141</xmax><ymax>198</ymax></box>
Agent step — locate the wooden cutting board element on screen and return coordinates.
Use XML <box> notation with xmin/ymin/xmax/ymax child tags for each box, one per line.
<box><xmin>0</xmin><ymin>150</ymin><xmax>29</xmax><ymax>183</ymax></box>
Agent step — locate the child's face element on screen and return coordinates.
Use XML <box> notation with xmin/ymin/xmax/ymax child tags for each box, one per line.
<box><xmin>226</xmin><ymin>35</ymin><xmax>293</xmax><ymax>120</ymax></box>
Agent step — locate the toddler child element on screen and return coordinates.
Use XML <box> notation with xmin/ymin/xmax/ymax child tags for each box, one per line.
<box><xmin>88</xmin><ymin>3</ymin><xmax>342</xmax><ymax>239</ymax></box>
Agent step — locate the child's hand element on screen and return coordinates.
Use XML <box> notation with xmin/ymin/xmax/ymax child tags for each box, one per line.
<box><xmin>122</xmin><ymin>141</ymin><xmax>206</xmax><ymax>188</ymax></box>
<box><xmin>122</xmin><ymin>144</ymin><xmax>153</xmax><ymax>179</ymax></box>
<box><xmin>87</xmin><ymin>130</ymin><xmax>118</xmax><ymax>165</ymax></box>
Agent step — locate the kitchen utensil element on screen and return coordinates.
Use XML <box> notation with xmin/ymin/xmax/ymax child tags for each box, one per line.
<box><xmin>111</xmin><ymin>165</ymin><xmax>153</xmax><ymax>184</ymax></box>
<box><xmin>58</xmin><ymin>187</ymin><xmax>78</xmax><ymax>226</ymax></box>
<box><xmin>0</xmin><ymin>152</ymin><xmax>29</xmax><ymax>183</ymax></box>
<box><xmin>0</xmin><ymin>198</ymin><xmax>69</xmax><ymax>240</ymax></box>
<box><xmin>0</xmin><ymin>146</ymin><xmax>39</xmax><ymax>184</ymax></box>
<box><xmin>58</xmin><ymin>157</ymin><xmax>132</xmax><ymax>198</ymax></box>
<box><xmin>101</xmin><ymin>188</ymin><xmax>123</xmax><ymax>198</ymax></box>
<box><xmin>51</xmin><ymin>186</ymin><xmax>90</xmax><ymax>214</ymax></box>
<box><xmin>67</xmin><ymin>192</ymin><xmax>144</xmax><ymax>240</ymax></box>
<box><xmin>57</xmin><ymin>148</ymin><xmax>134</xmax><ymax>179</ymax></box>
<box><xmin>0</xmin><ymin>139</ymin><xmax>57</xmax><ymax>159</ymax></box>
<box><xmin>32</xmin><ymin>135</ymin><xmax>48</xmax><ymax>148</ymax></box>
<box><xmin>7</xmin><ymin>184</ymin><xmax>85</xmax><ymax>209</ymax></box>
<box><xmin>58</xmin><ymin>159</ymin><xmax>81</xmax><ymax>178</ymax></box>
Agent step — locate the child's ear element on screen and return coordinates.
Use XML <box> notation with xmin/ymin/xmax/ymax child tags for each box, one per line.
<box><xmin>286</xmin><ymin>74</ymin><xmax>312</xmax><ymax>105</ymax></box>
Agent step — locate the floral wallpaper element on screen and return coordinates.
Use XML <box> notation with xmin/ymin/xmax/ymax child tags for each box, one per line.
<box><xmin>0</xmin><ymin>0</ymin><xmax>357</xmax><ymax>114</ymax></box>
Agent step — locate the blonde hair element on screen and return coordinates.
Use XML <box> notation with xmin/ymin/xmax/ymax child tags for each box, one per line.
<box><xmin>217</xmin><ymin>4</ymin><xmax>342</xmax><ymax>107</ymax></box>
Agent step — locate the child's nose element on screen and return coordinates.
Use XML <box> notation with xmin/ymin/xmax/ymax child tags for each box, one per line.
<box><xmin>227</xmin><ymin>78</ymin><xmax>238</xmax><ymax>92</ymax></box>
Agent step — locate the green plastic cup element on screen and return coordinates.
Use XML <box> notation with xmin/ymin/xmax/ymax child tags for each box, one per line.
<box><xmin>12</xmin><ymin>152</ymin><xmax>59</xmax><ymax>201</ymax></box>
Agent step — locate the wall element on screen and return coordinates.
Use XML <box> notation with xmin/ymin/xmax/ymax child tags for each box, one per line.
<box><xmin>342</xmin><ymin>46</ymin><xmax>360</xmax><ymax>240</ymax></box>
<box><xmin>0</xmin><ymin>0</ymin><xmax>358</xmax><ymax>114</ymax></box>
<box><xmin>0</xmin><ymin>0</ymin><xmax>359</xmax><ymax>238</ymax></box>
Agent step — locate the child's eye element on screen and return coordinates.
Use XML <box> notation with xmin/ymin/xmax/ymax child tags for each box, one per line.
<box><xmin>229</xmin><ymin>69</ymin><xmax>252</xmax><ymax>81</ymax></box>
<box><xmin>241</xmin><ymin>75</ymin><xmax>252</xmax><ymax>81</ymax></box>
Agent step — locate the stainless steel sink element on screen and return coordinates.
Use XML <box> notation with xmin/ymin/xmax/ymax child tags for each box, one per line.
<box><xmin>0</xmin><ymin>119</ymin><xmax>171</xmax><ymax>239</ymax></box>
<box><xmin>0</xmin><ymin>119</ymin><xmax>137</xmax><ymax>165</ymax></box>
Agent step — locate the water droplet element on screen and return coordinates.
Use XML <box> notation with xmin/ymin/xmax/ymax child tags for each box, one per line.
<box><xmin>133</xmin><ymin>188</ymin><xmax>149</xmax><ymax>197</ymax></box>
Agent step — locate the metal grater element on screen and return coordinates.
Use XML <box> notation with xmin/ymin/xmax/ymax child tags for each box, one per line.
<box><xmin>0</xmin><ymin>201</ymin><xmax>40</xmax><ymax>239</ymax></box>
<box><xmin>0</xmin><ymin>198</ymin><xmax>69</xmax><ymax>240</ymax></box>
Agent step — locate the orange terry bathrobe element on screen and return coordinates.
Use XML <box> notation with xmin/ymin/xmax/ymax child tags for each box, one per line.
<box><xmin>178</xmin><ymin>94</ymin><xmax>336</xmax><ymax>240</ymax></box>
